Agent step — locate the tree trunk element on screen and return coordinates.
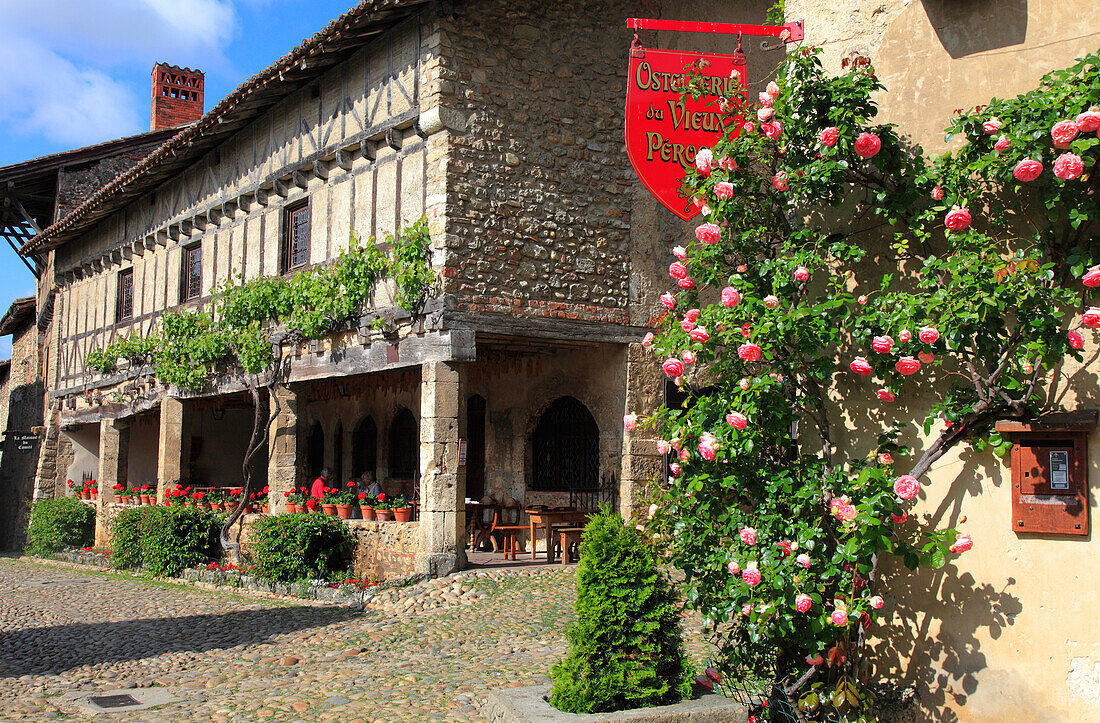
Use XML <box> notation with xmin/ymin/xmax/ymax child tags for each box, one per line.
<box><xmin>219</xmin><ymin>380</ymin><xmax>279</xmax><ymax>558</ymax></box>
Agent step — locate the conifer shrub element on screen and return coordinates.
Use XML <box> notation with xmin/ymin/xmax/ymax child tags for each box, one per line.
<box><xmin>249</xmin><ymin>512</ymin><xmax>353</xmax><ymax>582</ymax></box>
<box><xmin>549</xmin><ymin>508</ymin><xmax>693</xmax><ymax>713</ymax></box>
<box><xmin>25</xmin><ymin>497</ymin><xmax>95</xmax><ymax>556</ymax></box>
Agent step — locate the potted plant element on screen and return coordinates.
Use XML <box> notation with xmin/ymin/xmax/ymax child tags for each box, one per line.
<box><xmin>260</xmin><ymin>486</ymin><xmax>270</xmax><ymax>514</ymax></box>
<box><xmin>191</xmin><ymin>490</ymin><xmax>208</xmax><ymax>509</ymax></box>
<box><xmin>320</xmin><ymin>486</ymin><xmax>340</xmax><ymax>516</ymax></box>
<box><xmin>358</xmin><ymin>492</ymin><xmax>376</xmax><ymax>521</ymax></box>
<box><xmin>391</xmin><ymin>496</ymin><xmax>412</xmax><ymax>522</ymax></box>
<box><xmin>112</xmin><ymin>482</ymin><xmax>126</xmax><ymax>504</ymax></box>
<box><xmin>283</xmin><ymin>489</ymin><xmax>300</xmax><ymax>513</ymax></box>
<box><xmin>375</xmin><ymin>493</ymin><xmax>394</xmax><ymax>522</ymax></box>
<box><xmin>333</xmin><ymin>481</ymin><xmax>357</xmax><ymax>519</ymax></box>
<box><xmin>138</xmin><ymin>484</ymin><xmax>154</xmax><ymax>506</ymax></box>
<box><xmin>304</xmin><ymin>496</ymin><xmax>320</xmax><ymax>514</ymax></box>
<box><xmin>87</xmin><ymin>480</ymin><xmax>99</xmax><ymax>500</ymax></box>
<box><xmin>225</xmin><ymin>487</ymin><xmax>243</xmax><ymax>512</ymax></box>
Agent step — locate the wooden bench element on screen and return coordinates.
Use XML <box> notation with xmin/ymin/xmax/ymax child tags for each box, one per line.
<box><xmin>558</xmin><ymin>527</ymin><xmax>585</xmax><ymax>565</ymax></box>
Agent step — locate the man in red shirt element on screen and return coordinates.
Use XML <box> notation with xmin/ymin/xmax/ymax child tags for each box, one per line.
<box><xmin>310</xmin><ymin>468</ymin><xmax>331</xmax><ymax>500</ymax></box>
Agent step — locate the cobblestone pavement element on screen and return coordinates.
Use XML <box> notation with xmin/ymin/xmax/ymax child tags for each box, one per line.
<box><xmin>0</xmin><ymin>557</ymin><xmax>711</xmax><ymax>722</ymax></box>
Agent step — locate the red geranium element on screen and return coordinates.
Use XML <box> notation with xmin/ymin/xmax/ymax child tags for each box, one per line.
<box><xmin>305</xmin><ymin>498</ymin><xmax>318</xmax><ymax>510</ymax></box>
<box><xmin>377</xmin><ymin>493</ymin><xmax>386</xmax><ymax>502</ymax></box>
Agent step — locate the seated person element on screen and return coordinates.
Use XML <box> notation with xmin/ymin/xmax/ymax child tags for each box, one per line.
<box><xmin>359</xmin><ymin>473</ymin><xmax>383</xmax><ymax>500</ymax></box>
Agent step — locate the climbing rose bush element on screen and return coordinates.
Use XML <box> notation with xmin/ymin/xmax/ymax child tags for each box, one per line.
<box><xmin>635</xmin><ymin>48</ymin><xmax>1100</xmax><ymax>722</ymax></box>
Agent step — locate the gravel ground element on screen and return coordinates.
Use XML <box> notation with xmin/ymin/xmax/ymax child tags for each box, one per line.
<box><xmin>0</xmin><ymin>557</ymin><xmax>710</xmax><ymax>722</ymax></box>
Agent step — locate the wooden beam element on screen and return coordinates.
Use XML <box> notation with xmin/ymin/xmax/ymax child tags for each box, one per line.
<box><xmin>335</xmin><ymin>149</ymin><xmax>354</xmax><ymax>171</ymax></box>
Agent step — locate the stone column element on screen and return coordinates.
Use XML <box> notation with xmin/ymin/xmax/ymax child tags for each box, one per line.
<box><xmin>96</xmin><ymin>418</ymin><xmax>128</xmax><ymax>546</ymax></box>
<box><xmin>268</xmin><ymin>385</ymin><xmax>301</xmax><ymax>513</ymax></box>
<box><xmin>156</xmin><ymin>398</ymin><xmax>185</xmax><ymax>503</ymax></box>
<box><xmin>416</xmin><ymin>361</ymin><xmax>466</xmax><ymax>577</ymax></box>
<box><xmin>619</xmin><ymin>344</ymin><xmax>663</xmax><ymax>521</ymax></box>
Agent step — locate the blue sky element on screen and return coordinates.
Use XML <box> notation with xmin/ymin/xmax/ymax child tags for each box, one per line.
<box><xmin>0</xmin><ymin>0</ymin><xmax>360</xmax><ymax>359</ymax></box>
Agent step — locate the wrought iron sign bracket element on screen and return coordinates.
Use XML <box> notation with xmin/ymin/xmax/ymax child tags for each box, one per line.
<box><xmin>625</xmin><ymin>18</ymin><xmax>804</xmax><ymax>46</ymax></box>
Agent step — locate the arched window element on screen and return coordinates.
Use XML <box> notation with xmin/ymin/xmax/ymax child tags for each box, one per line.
<box><xmin>332</xmin><ymin>421</ymin><xmax>344</xmax><ymax>484</ymax></box>
<box><xmin>307</xmin><ymin>422</ymin><xmax>325</xmax><ymax>480</ymax></box>
<box><xmin>389</xmin><ymin>408</ymin><xmax>418</xmax><ymax>479</ymax></box>
<box><xmin>466</xmin><ymin>395</ymin><xmax>487</xmax><ymax>501</ymax></box>
<box><xmin>352</xmin><ymin>416</ymin><xmax>378</xmax><ymax>480</ymax></box>
<box><xmin>531</xmin><ymin>396</ymin><xmax>599</xmax><ymax>492</ymax></box>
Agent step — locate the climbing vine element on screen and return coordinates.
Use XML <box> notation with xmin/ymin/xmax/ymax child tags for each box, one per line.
<box><xmin>636</xmin><ymin>48</ymin><xmax>1100</xmax><ymax>721</ymax></box>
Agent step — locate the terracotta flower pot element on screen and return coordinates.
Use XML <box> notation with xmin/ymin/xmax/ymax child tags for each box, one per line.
<box><xmin>116</xmin><ymin>495</ymin><xmax>128</xmax><ymax>505</ymax></box>
<box><xmin>261</xmin><ymin>503</ymin><xmax>270</xmax><ymax>514</ymax></box>
<box><xmin>393</xmin><ymin>507</ymin><xmax>413</xmax><ymax>522</ymax></box>
<box><xmin>336</xmin><ymin>504</ymin><xmax>353</xmax><ymax>520</ymax></box>
<box><xmin>359</xmin><ymin>505</ymin><xmax>376</xmax><ymax>521</ymax></box>
<box><xmin>140</xmin><ymin>494</ymin><xmax>152</xmax><ymax>505</ymax></box>
<box><xmin>90</xmin><ymin>489</ymin><xmax>98</xmax><ymax>499</ymax></box>
<box><xmin>286</xmin><ymin>502</ymin><xmax>298</xmax><ymax>514</ymax></box>
<box><xmin>375</xmin><ymin>509</ymin><xmax>394</xmax><ymax>522</ymax></box>
<box><xmin>321</xmin><ymin>503</ymin><xmax>337</xmax><ymax>516</ymax></box>
<box><xmin>80</xmin><ymin>491</ymin><xmax>90</xmax><ymax>500</ymax></box>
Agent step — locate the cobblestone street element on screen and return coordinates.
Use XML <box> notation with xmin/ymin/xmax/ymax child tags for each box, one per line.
<box><xmin>0</xmin><ymin>557</ymin><xmax>708</xmax><ymax>721</ymax></box>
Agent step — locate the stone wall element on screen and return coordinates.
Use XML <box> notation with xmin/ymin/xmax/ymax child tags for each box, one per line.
<box><xmin>349</xmin><ymin>519</ymin><xmax>419</xmax><ymax>580</ymax></box>
<box><xmin>0</xmin><ymin>320</ymin><xmax>44</xmax><ymax>550</ymax></box>
<box><xmin>438</xmin><ymin>0</ymin><xmax>637</xmax><ymax>324</ymax></box>
<box><xmin>55</xmin><ymin>141</ymin><xmax>166</xmax><ymax>221</ymax></box>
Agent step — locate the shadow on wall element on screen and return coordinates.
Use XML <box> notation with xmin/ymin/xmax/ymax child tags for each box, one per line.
<box><xmin>921</xmin><ymin>0</ymin><xmax>1028</xmax><ymax>59</ymax></box>
<box><xmin>0</xmin><ymin>605</ymin><xmax>359</xmax><ymax>678</ymax></box>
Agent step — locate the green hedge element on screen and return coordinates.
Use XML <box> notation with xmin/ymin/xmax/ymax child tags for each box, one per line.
<box><xmin>549</xmin><ymin>509</ymin><xmax>692</xmax><ymax>714</ymax></box>
<box><xmin>110</xmin><ymin>506</ymin><xmax>222</xmax><ymax>576</ymax></box>
<box><xmin>249</xmin><ymin>513</ymin><xmax>353</xmax><ymax>583</ymax></box>
<box><xmin>25</xmin><ymin>497</ymin><xmax>96</xmax><ymax>556</ymax></box>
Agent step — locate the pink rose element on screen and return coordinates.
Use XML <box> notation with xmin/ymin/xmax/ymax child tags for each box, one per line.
<box><xmin>648</xmin><ymin>503</ymin><xmax>658</xmax><ymax>518</ymax></box>
<box><xmin>1084</xmin><ymin>308</ymin><xmax>1100</xmax><ymax>328</ymax></box>
<box><xmin>876</xmin><ymin>388</ymin><xmax>896</xmax><ymax>402</ymax></box>
<box><xmin>1051</xmin><ymin>119</ymin><xmax>1080</xmax><ymax>148</ymax></box>
<box><xmin>819</xmin><ymin>126</ymin><xmax>839</xmax><ymax>147</ymax></box>
<box><xmin>878</xmin><ymin>452</ymin><xmax>893</xmax><ymax>465</ymax></box>
<box><xmin>718</xmin><ymin>155</ymin><xmax>737</xmax><ymax>172</ymax></box>
<box><xmin>794</xmin><ymin>266</ymin><xmax>810</xmax><ymax>282</ymax></box>
<box><xmin>727</xmin><ymin>560</ymin><xmax>740</xmax><ymax>575</ymax></box>
<box><xmin>740</xmin><ymin>323</ymin><xmax>752</xmax><ymax>338</ymax></box>
<box><xmin>762</xmin><ymin>121</ymin><xmax>783</xmax><ymax>140</ymax></box>
<box><xmin>669</xmin><ymin>262</ymin><xmax>688</xmax><ymax>280</ymax></box>
<box><xmin>764</xmin><ymin>295</ymin><xmax>780</xmax><ymax>309</ymax></box>
<box><xmin>796</xmin><ymin>553</ymin><xmax>811</xmax><ymax>569</ymax></box>
<box><xmin>738</xmin><ymin>343</ymin><xmax>762</xmax><ymax>362</ymax></box>
<box><xmin>771</xmin><ymin>172</ymin><xmax>788</xmax><ymax>191</ymax></box>
<box><xmin>1053</xmin><ymin>152</ymin><xmax>1084</xmax><ymax>181</ymax></box>
<box><xmin>898</xmin><ymin>329</ymin><xmax>912</xmax><ymax>343</ymax></box>
<box><xmin>1075</xmin><ymin>109</ymin><xmax>1100</xmax><ymax>132</ymax></box>
<box><xmin>854</xmin><ymin>132</ymin><xmax>881</xmax><ymax>158</ymax></box>
<box><xmin>739</xmin><ymin>378</ymin><xmax>751</xmax><ymax>391</ymax></box>
<box><xmin>684</xmin><ymin>308</ymin><xmax>700</xmax><ymax>323</ymax></box>
<box><xmin>695</xmin><ymin>147</ymin><xmax>714</xmax><ymax>175</ymax></box>
<box><xmin>672</xmin><ymin>245</ymin><xmax>687</xmax><ymax>260</ymax></box>
<box><xmin>695</xmin><ymin>222</ymin><xmax>721</xmax><ymax>245</ymax></box>
<box><xmin>1013</xmin><ymin>158</ymin><xmax>1043</xmax><ymax>182</ymax></box>
<box><xmin>757</xmin><ymin>106</ymin><xmax>774</xmax><ymax>122</ymax></box>
<box><xmin>795</xmin><ymin>594</ymin><xmax>812</xmax><ymax>613</ymax></box>
<box><xmin>776</xmin><ymin>540</ymin><xmax>791</xmax><ymax>557</ymax></box>
<box><xmin>698</xmin><ymin>440</ymin><xmax>716</xmax><ymax>461</ymax></box>
<box><xmin>742</xmin><ymin>604</ymin><xmax>753</xmax><ymax>617</ymax></box>
<box><xmin>721</xmin><ymin>287</ymin><xmax>740</xmax><ymax>308</ymax></box>
<box><xmin>830</xmin><ymin>496</ymin><xmax>857</xmax><ymax>522</ymax></box>
<box><xmin>857</xmin><ymin>295</ymin><xmax>868</xmax><ymax>306</ymax></box>
<box><xmin>681</xmin><ymin>350</ymin><xmax>696</xmax><ymax>365</ymax></box>
<box><xmin>1084</xmin><ymin>266</ymin><xmax>1100</xmax><ymax>288</ymax></box>
<box><xmin>739</xmin><ymin>527</ymin><xmax>757</xmax><ymax>545</ymax></box>
<box><xmin>982</xmin><ymin>117</ymin><xmax>1002</xmax><ymax>135</ymax></box>
<box><xmin>689</xmin><ymin>327</ymin><xmax>710</xmax><ymax>343</ymax></box>
<box><xmin>918</xmin><ymin>351</ymin><xmax>935</xmax><ymax>364</ymax></box>
<box><xmin>742</xmin><ymin>567</ymin><xmax>761</xmax><ymax>587</ymax></box>
<box><xmin>1068</xmin><ymin>329</ymin><xmax>1085</xmax><ymax>349</ymax></box>
<box><xmin>660</xmin><ymin>293</ymin><xmax>676</xmax><ymax>310</ymax></box>
<box><xmin>726</xmin><ymin>412</ymin><xmax>748</xmax><ymax>430</ymax></box>
<box><xmin>869</xmin><ymin>595</ymin><xmax>884</xmax><ymax>610</ymax></box>
<box><xmin>656</xmin><ymin>439</ymin><xmax>671</xmax><ymax>455</ymax></box>
<box><xmin>893</xmin><ymin>474</ymin><xmax>920</xmax><ymax>500</ymax></box>
<box><xmin>871</xmin><ymin>335</ymin><xmax>893</xmax><ymax>354</ymax></box>
<box><xmin>678</xmin><ymin>277</ymin><xmax>694</xmax><ymax>289</ymax></box>
<box><xmin>743</xmin><ymin>121</ymin><xmax>755</xmax><ymax>134</ymax></box>
<box><xmin>944</xmin><ymin>207</ymin><xmax>972</xmax><ymax>231</ymax></box>
<box><xmin>680</xmin><ymin>319</ymin><xmax>695</xmax><ymax>334</ymax></box>
<box><xmin>669</xmin><ymin>462</ymin><xmax>681</xmax><ymax>476</ymax></box>
<box><xmin>806</xmin><ymin>654</ymin><xmax>824</xmax><ymax>665</ymax></box>
<box><xmin>766</xmin><ymin>81</ymin><xmax>780</xmax><ymax>99</ymax></box>
<box><xmin>641</xmin><ymin>332</ymin><xmax>654</xmax><ymax>347</ymax></box>
<box><xmin>623</xmin><ymin>414</ymin><xmax>637</xmax><ymax>431</ymax></box>
<box><xmin>993</xmin><ymin>135</ymin><xmax>1010</xmax><ymax>152</ymax></box>
<box><xmin>950</xmin><ymin>533</ymin><xmax>973</xmax><ymax>553</ymax></box>
<box><xmin>891</xmin><ymin>512</ymin><xmax>907</xmax><ymax>524</ymax></box>
<box><xmin>661</xmin><ymin>358</ymin><xmax>684</xmax><ymax>377</ymax></box>
<box><xmin>931</xmin><ymin>185</ymin><xmax>944</xmax><ymax>200</ymax></box>
<box><xmin>849</xmin><ymin>356</ymin><xmax>873</xmax><ymax>376</ymax></box>
<box><xmin>831</xmin><ymin>609</ymin><xmax>849</xmax><ymax>626</ymax></box>
<box><xmin>679</xmin><ymin>448</ymin><xmax>690</xmax><ymax>462</ymax></box>
<box><xmin>895</xmin><ymin>356</ymin><xmax>921</xmax><ymax>375</ymax></box>
<box><xmin>918</xmin><ymin>326</ymin><xmax>939</xmax><ymax>344</ymax></box>
<box><xmin>714</xmin><ymin>181</ymin><xmax>735</xmax><ymax>199</ymax></box>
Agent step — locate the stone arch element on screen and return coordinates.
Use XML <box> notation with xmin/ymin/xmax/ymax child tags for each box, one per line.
<box><xmin>352</xmin><ymin>415</ymin><xmax>378</xmax><ymax>480</ymax></box>
<box><xmin>530</xmin><ymin>396</ymin><xmax>600</xmax><ymax>493</ymax></box>
<box><xmin>389</xmin><ymin>407</ymin><xmax>418</xmax><ymax>480</ymax></box>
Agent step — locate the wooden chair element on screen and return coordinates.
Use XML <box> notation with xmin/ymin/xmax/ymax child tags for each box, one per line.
<box><xmin>493</xmin><ymin>503</ymin><xmax>527</xmax><ymax>561</ymax></box>
<box><xmin>557</xmin><ymin>527</ymin><xmax>585</xmax><ymax>564</ymax></box>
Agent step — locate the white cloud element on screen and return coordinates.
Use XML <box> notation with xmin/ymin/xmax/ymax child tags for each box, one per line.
<box><xmin>0</xmin><ymin>0</ymin><xmax>238</xmax><ymax>148</ymax></box>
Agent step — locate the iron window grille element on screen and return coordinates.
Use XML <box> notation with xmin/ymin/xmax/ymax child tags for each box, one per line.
<box><xmin>180</xmin><ymin>242</ymin><xmax>202</xmax><ymax>302</ymax></box>
<box><xmin>282</xmin><ymin>202</ymin><xmax>311</xmax><ymax>273</ymax></box>
<box><xmin>116</xmin><ymin>269</ymin><xmax>134</xmax><ymax>322</ymax></box>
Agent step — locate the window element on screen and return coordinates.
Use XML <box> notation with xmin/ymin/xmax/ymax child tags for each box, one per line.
<box><xmin>531</xmin><ymin>396</ymin><xmax>599</xmax><ymax>492</ymax></box>
<box><xmin>180</xmin><ymin>243</ymin><xmax>203</xmax><ymax>302</ymax></box>
<box><xmin>116</xmin><ymin>269</ymin><xmax>134</xmax><ymax>322</ymax></box>
<box><xmin>282</xmin><ymin>202</ymin><xmax>310</xmax><ymax>272</ymax></box>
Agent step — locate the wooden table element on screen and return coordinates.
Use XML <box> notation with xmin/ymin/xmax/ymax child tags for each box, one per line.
<box><xmin>526</xmin><ymin>508</ymin><xmax>591</xmax><ymax>563</ymax></box>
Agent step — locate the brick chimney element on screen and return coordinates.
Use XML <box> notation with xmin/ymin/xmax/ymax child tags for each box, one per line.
<box><xmin>150</xmin><ymin>63</ymin><xmax>204</xmax><ymax>131</ymax></box>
